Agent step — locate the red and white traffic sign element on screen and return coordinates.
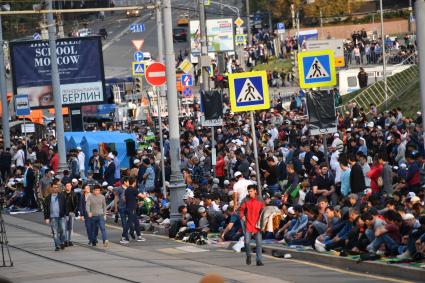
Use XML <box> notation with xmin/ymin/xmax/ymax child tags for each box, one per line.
<box><xmin>145</xmin><ymin>62</ymin><xmax>166</xmax><ymax>86</ymax></box>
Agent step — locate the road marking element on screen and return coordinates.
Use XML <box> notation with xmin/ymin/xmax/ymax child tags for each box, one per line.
<box><xmin>175</xmin><ymin>246</ymin><xmax>208</xmax><ymax>253</ymax></box>
<box><xmin>262</xmin><ymin>254</ymin><xmax>414</xmax><ymax>283</ymax></box>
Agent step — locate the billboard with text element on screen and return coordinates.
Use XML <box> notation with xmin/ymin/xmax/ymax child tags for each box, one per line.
<box><xmin>190</xmin><ymin>18</ymin><xmax>234</xmax><ymax>54</ymax></box>
<box><xmin>10</xmin><ymin>36</ymin><xmax>106</xmax><ymax>109</ymax></box>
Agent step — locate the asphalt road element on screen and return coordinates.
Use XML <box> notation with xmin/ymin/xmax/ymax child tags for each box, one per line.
<box><xmin>3</xmin><ymin>212</ymin><xmax>412</xmax><ymax>283</ymax></box>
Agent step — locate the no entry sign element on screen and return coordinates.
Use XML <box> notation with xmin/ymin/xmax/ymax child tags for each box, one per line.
<box><xmin>145</xmin><ymin>62</ymin><xmax>166</xmax><ymax>86</ymax></box>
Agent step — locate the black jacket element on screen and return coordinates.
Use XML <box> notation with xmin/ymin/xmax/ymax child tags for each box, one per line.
<box><xmin>24</xmin><ymin>167</ymin><xmax>36</xmax><ymax>191</ymax></box>
<box><xmin>0</xmin><ymin>151</ymin><xmax>12</xmax><ymax>169</ymax></box>
<box><xmin>350</xmin><ymin>163</ymin><xmax>366</xmax><ymax>193</ymax></box>
<box><xmin>43</xmin><ymin>193</ymin><xmax>66</xmax><ymax>220</ymax></box>
<box><xmin>104</xmin><ymin>162</ymin><xmax>116</xmax><ymax>185</ymax></box>
<box><xmin>64</xmin><ymin>191</ymin><xmax>79</xmax><ymax>216</ymax></box>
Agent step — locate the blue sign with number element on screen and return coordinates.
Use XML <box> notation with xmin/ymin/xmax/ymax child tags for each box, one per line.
<box><xmin>133</xmin><ymin>51</ymin><xmax>144</xmax><ymax>62</ymax></box>
<box><xmin>130</xmin><ymin>23</ymin><xmax>145</xmax><ymax>33</ymax></box>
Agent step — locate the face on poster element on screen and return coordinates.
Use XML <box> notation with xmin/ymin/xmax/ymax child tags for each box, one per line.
<box><xmin>10</xmin><ymin>37</ymin><xmax>106</xmax><ymax>109</ymax></box>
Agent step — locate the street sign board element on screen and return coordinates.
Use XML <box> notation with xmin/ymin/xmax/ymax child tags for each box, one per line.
<box><xmin>145</xmin><ymin>62</ymin><xmax>166</xmax><ymax>86</ymax></box>
<box><xmin>178</xmin><ymin>58</ymin><xmax>194</xmax><ymax>73</ymax></box>
<box><xmin>182</xmin><ymin>86</ymin><xmax>193</xmax><ymax>98</ymax></box>
<box><xmin>234</xmin><ymin>17</ymin><xmax>244</xmax><ymax>27</ymax></box>
<box><xmin>21</xmin><ymin>123</ymin><xmax>35</xmax><ymax>133</ymax></box>
<box><xmin>305</xmin><ymin>39</ymin><xmax>345</xmax><ymax>68</ymax></box>
<box><xmin>131</xmin><ymin>39</ymin><xmax>144</xmax><ymax>50</ymax></box>
<box><xmin>130</xmin><ymin>23</ymin><xmax>145</xmax><ymax>33</ymax></box>
<box><xmin>133</xmin><ymin>51</ymin><xmax>144</xmax><ymax>62</ymax></box>
<box><xmin>277</xmin><ymin>22</ymin><xmax>285</xmax><ymax>34</ymax></box>
<box><xmin>132</xmin><ymin>62</ymin><xmax>145</xmax><ymax>76</ymax></box>
<box><xmin>228</xmin><ymin>71</ymin><xmax>270</xmax><ymax>112</ymax></box>
<box><xmin>181</xmin><ymin>74</ymin><xmax>193</xmax><ymax>87</ymax></box>
<box><xmin>298</xmin><ymin>50</ymin><xmax>336</xmax><ymax>89</ymax></box>
<box><xmin>33</xmin><ymin>32</ymin><xmax>41</xmax><ymax>40</ymax></box>
<box><xmin>235</xmin><ymin>34</ymin><xmax>247</xmax><ymax>46</ymax></box>
<box><xmin>15</xmin><ymin>94</ymin><xmax>30</xmax><ymax>116</ymax></box>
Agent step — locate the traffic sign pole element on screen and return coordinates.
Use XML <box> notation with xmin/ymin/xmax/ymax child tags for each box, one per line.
<box><xmin>250</xmin><ymin>110</ymin><xmax>262</xmax><ymax>196</ymax></box>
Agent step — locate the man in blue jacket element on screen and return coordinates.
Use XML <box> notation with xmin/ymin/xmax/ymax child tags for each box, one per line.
<box><xmin>43</xmin><ymin>182</ymin><xmax>67</xmax><ymax>251</ymax></box>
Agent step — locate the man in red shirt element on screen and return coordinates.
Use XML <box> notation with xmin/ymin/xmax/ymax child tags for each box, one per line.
<box><xmin>239</xmin><ymin>184</ymin><xmax>264</xmax><ymax>266</ymax></box>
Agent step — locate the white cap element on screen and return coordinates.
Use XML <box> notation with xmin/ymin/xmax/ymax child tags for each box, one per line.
<box><xmin>417</xmin><ymin>111</ymin><xmax>421</xmax><ymax>115</ymax></box>
<box><xmin>198</xmin><ymin>206</ymin><xmax>206</xmax><ymax>213</ymax></box>
<box><xmin>288</xmin><ymin>207</ymin><xmax>295</xmax><ymax>215</ymax></box>
<box><xmin>107</xmin><ymin>186</ymin><xmax>114</xmax><ymax>191</ymax></box>
<box><xmin>213</xmin><ymin>178</ymin><xmax>219</xmax><ymax>184</ymax></box>
<box><xmin>400</xmin><ymin>163</ymin><xmax>407</xmax><ymax>169</ymax></box>
<box><xmin>334</xmin><ymin>133</ymin><xmax>339</xmax><ymax>137</ymax></box>
<box><xmin>76</xmin><ymin>146</ymin><xmax>82</xmax><ymax>150</ymax></box>
<box><xmin>407</xmin><ymin>191</ymin><xmax>416</xmax><ymax>198</ymax></box>
<box><xmin>222</xmin><ymin>204</ymin><xmax>229</xmax><ymax>212</ymax></box>
<box><xmin>223</xmin><ymin>180</ymin><xmax>230</xmax><ymax>185</ymax></box>
<box><xmin>133</xmin><ymin>159</ymin><xmax>141</xmax><ymax>165</ymax></box>
<box><xmin>234</xmin><ymin>171</ymin><xmax>242</xmax><ymax>178</ymax></box>
<box><xmin>402</xmin><ymin>213</ymin><xmax>415</xmax><ymax>221</ymax></box>
<box><xmin>72</xmin><ymin>178</ymin><xmax>78</xmax><ymax>183</ymax></box>
<box><xmin>102</xmin><ymin>181</ymin><xmax>109</xmax><ymax>187</ymax></box>
<box><xmin>359</xmin><ymin>137</ymin><xmax>366</xmax><ymax>143</ymax></box>
<box><xmin>108</xmin><ymin>152</ymin><xmax>114</xmax><ymax>159</ymax></box>
<box><xmin>312</xmin><ymin>156</ymin><xmax>319</xmax><ymax>162</ymax></box>
<box><xmin>367</xmin><ymin>122</ymin><xmax>374</xmax><ymax>128</ymax></box>
<box><xmin>410</xmin><ymin>196</ymin><xmax>420</xmax><ymax>203</ymax></box>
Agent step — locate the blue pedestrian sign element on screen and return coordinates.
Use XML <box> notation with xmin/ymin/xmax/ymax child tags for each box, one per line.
<box><xmin>182</xmin><ymin>86</ymin><xmax>193</xmax><ymax>98</ymax></box>
<box><xmin>15</xmin><ymin>95</ymin><xmax>31</xmax><ymax>116</ymax></box>
<box><xmin>132</xmin><ymin>62</ymin><xmax>145</xmax><ymax>76</ymax></box>
<box><xmin>130</xmin><ymin>23</ymin><xmax>145</xmax><ymax>33</ymax></box>
<box><xmin>181</xmin><ymin>74</ymin><xmax>193</xmax><ymax>87</ymax></box>
<box><xmin>228</xmin><ymin>71</ymin><xmax>270</xmax><ymax>112</ymax></box>
<box><xmin>133</xmin><ymin>51</ymin><xmax>144</xmax><ymax>62</ymax></box>
<box><xmin>33</xmin><ymin>32</ymin><xmax>41</xmax><ymax>40</ymax></box>
<box><xmin>298</xmin><ymin>50</ymin><xmax>336</xmax><ymax>89</ymax></box>
<box><xmin>277</xmin><ymin>22</ymin><xmax>285</xmax><ymax>34</ymax></box>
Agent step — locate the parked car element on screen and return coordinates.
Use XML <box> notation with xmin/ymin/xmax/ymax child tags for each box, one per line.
<box><xmin>173</xmin><ymin>28</ymin><xmax>187</xmax><ymax>42</ymax></box>
<box><xmin>99</xmin><ymin>28</ymin><xmax>108</xmax><ymax>40</ymax></box>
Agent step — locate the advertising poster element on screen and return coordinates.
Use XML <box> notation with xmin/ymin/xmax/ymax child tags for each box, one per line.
<box><xmin>190</xmin><ymin>18</ymin><xmax>234</xmax><ymax>54</ymax></box>
<box><xmin>10</xmin><ymin>36</ymin><xmax>106</xmax><ymax>109</ymax></box>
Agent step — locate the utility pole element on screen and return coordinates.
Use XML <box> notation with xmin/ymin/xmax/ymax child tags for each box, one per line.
<box><xmin>162</xmin><ymin>0</ymin><xmax>185</xmax><ymax>220</ymax></box>
<box><xmin>199</xmin><ymin>0</ymin><xmax>216</xmax><ymax>179</ymax></box>
<box><xmin>268</xmin><ymin>0</ymin><xmax>272</xmax><ymax>33</ymax></box>
<box><xmin>246</xmin><ymin>0</ymin><xmax>252</xmax><ymax>46</ymax></box>
<box><xmin>379</xmin><ymin>0</ymin><xmax>388</xmax><ymax>109</ymax></box>
<box><xmin>408</xmin><ymin>0</ymin><xmax>413</xmax><ymax>33</ymax></box>
<box><xmin>47</xmin><ymin>0</ymin><xmax>67</xmax><ymax>172</ymax></box>
<box><xmin>0</xmin><ymin>4</ymin><xmax>10</xmax><ymax>149</ymax></box>
<box><xmin>156</xmin><ymin>0</ymin><xmax>167</xmax><ymax>200</ymax></box>
<box><xmin>416</xmin><ymin>0</ymin><xmax>425</xmax><ymax>150</ymax></box>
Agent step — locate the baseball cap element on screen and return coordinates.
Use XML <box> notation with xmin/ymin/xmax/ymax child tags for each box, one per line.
<box><xmin>234</xmin><ymin>171</ymin><xmax>242</xmax><ymax>178</ymax></box>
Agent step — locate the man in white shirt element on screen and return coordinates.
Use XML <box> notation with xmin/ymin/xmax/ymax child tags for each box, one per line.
<box><xmin>77</xmin><ymin>147</ymin><xmax>86</xmax><ymax>179</ymax></box>
<box><xmin>331</xmin><ymin>133</ymin><xmax>344</xmax><ymax>153</ymax></box>
<box><xmin>13</xmin><ymin>145</ymin><xmax>25</xmax><ymax>169</ymax></box>
<box><xmin>233</xmin><ymin>171</ymin><xmax>253</xmax><ymax>210</ymax></box>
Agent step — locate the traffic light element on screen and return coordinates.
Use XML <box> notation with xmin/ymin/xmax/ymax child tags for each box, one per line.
<box><xmin>134</xmin><ymin>77</ymin><xmax>143</xmax><ymax>93</ymax></box>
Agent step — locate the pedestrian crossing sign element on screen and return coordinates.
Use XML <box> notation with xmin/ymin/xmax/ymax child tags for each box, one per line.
<box><xmin>228</xmin><ymin>71</ymin><xmax>270</xmax><ymax>112</ymax></box>
<box><xmin>298</xmin><ymin>50</ymin><xmax>336</xmax><ymax>89</ymax></box>
<box><xmin>132</xmin><ymin>62</ymin><xmax>145</xmax><ymax>76</ymax></box>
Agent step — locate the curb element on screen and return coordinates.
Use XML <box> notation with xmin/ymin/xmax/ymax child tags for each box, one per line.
<box><xmin>254</xmin><ymin>244</ymin><xmax>424</xmax><ymax>282</ymax></box>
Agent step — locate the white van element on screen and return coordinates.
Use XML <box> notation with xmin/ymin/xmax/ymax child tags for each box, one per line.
<box><xmin>338</xmin><ymin>65</ymin><xmax>411</xmax><ymax>95</ymax></box>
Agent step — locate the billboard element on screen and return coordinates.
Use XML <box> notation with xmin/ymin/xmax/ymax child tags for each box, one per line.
<box><xmin>10</xmin><ymin>36</ymin><xmax>106</xmax><ymax>109</ymax></box>
<box><xmin>200</xmin><ymin>90</ymin><xmax>223</xmax><ymax>127</ymax></box>
<box><xmin>190</xmin><ymin>18</ymin><xmax>234</xmax><ymax>54</ymax></box>
<box><xmin>305</xmin><ymin>39</ymin><xmax>345</xmax><ymax>68</ymax></box>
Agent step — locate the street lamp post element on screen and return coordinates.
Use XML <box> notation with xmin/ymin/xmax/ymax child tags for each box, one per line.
<box><xmin>379</xmin><ymin>0</ymin><xmax>388</xmax><ymax>109</ymax></box>
<box><xmin>47</xmin><ymin>0</ymin><xmax>67</xmax><ymax>173</ymax></box>
<box><xmin>162</xmin><ymin>0</ymin><xmax>186</xmax><ymax>221</ymax></box>
<box><xmin>415</xmin><ymin>0</ymin><xmax>425</xmax><ymax>152</ymax></box>
<box><xmin>246</xmin><ymin>0</ymin><xmax>252</xmax><ymax>46</ymax></box>
<box><xmin>0</xmin><ymin>4</ymin><xmax>10</xmax><ymax>149</ymax></box>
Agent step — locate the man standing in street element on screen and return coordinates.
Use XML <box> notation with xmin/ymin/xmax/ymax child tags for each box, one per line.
<box><xmin>120</xmin><ymin>177</ymin><xmax>145</xmax><ymax>244</ymax></box>
<box><xmin>63</xmin><ymin>181</ymin><xmax>79</xmax><ymax>247</ymax></box>
<box><xmin>77</xmin><ymin>147</ymin><xmax>86</xmax><ymax>179</ymax></box>
<box><xmin>239</xmin><ymin>184</ymin><xmax>264</xmax><ymax>266</ymax></box>
<box><xmin>43</xmin><ymin>182</ymin><xmax>66</xmax><ymax>251</ymax></box>
<box><xmin>114</xmin><ymin>177</ymin><xmax>135</xmax><ymax>241</ymax></box>
<box><xmin>357</xmin><ymin>67</ymin><xmax>368</xmax><ymax>89</ymax></box>
<box><xmin>86</xmin><ymin>184</ymin><xmax>109</xmax><ymax>247</ymax></box>
<box><xmin>23</xmin><ymin>161</ymin><xmax>37</xmax><ymax>209</ymax></box>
